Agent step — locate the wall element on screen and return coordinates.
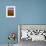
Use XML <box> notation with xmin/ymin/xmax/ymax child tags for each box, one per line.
<box><xmin>17</xmin><ymin>0</ymin><xmax>46</xmax><ymax>24</ymax></box>
<box><xmin>0</xmin><ymin>0</ymin><xmax>17</xmax><ymax>44</ymax></box>
<box><xmin>0</xmin><ymin>0</ymin><xmax>46</xmax><ymax>44</ymax></box>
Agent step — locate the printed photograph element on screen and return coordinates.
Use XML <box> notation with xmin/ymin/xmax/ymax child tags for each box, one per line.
<box><xmin>18</xmin><ymin>25</ymin><xmax>46</xmax><ymax>46</ymax></box>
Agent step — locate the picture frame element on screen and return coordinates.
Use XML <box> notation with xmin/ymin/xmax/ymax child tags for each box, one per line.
<box><xmin>6</xmin><ymin>6</ymin><xmax>16</xmax><ymax>18</ymax></box>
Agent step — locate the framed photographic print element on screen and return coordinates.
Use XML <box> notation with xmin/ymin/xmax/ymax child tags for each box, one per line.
<box><xmin>6</xmin><ymin>6</ymin><xmax>16</xmax><ymax>18</ymax></box>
